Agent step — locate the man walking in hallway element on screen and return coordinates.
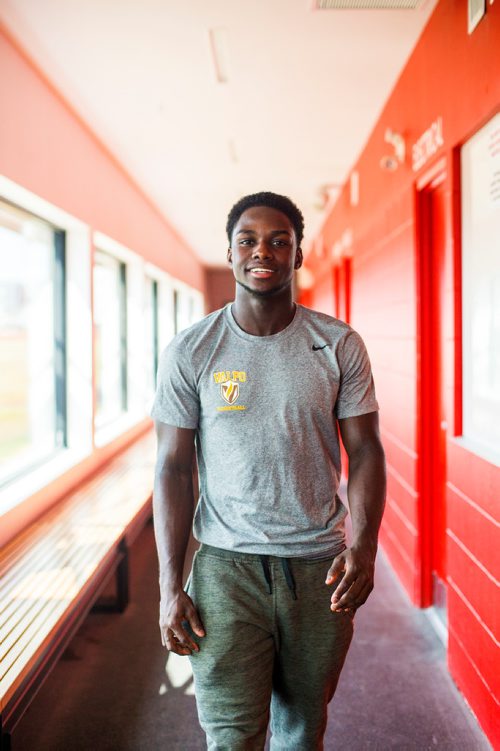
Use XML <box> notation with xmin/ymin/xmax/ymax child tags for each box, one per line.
<box><xmin>152</xmin><ymin>191</ymin><xmax>386</xmax><ymax>750</ymax></box>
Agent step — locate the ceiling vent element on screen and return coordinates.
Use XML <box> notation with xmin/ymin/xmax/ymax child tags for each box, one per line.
<box><xmin>315</xmin><ymin>0</ymin><xmax>423</xmax><ymax>8</ymax></box>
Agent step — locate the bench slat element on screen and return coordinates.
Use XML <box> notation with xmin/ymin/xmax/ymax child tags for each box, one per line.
<box><xmin>0</xmin><ymin>439</ymin><xmax>154</xmax><ymax>573</ymax></box>
<box><xmin>0</xmin><ymin>463</ymin><xmax>153</xmax><ymax>594</ymax></box>
<box><xmin>0</xmin><ymin>542</ymin><xmax>120</xmax><ymax>681</ymax></box>
<box><xmin>0</xmin><ymin>545</ymin><xmax>121</xmax><ymax>710</ymax></box>
<box><xmin>0</xmin><ymin>528</ymin><xmax>123</xmax><ymax>662</ymax></box>
<box><xmin>0</xmin><ymin>431</ymin><xmax>155</xmax><ymax>722</ymax></box>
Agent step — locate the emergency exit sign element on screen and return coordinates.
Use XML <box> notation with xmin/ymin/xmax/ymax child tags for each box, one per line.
<box><xmin>412</xmin><ymin>117</ymin><xmax>444</xmax><ymax>172</ymax></box>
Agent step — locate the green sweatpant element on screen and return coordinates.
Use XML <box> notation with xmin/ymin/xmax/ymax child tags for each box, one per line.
<box><xmin>186</xmin><ymin>544</ymin><xmax>354</xmax><ymax>751</ymax></box>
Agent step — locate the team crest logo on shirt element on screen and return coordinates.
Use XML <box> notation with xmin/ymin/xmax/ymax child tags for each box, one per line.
<box><xmin>221</xmin><ymin>380</ymin><xmax>239</xmax><ymax>404</ymax></box>
<box><xmin>213</xmin><ymin>370</ymin><xmax>247</xmax><ymax>411</ymax></box>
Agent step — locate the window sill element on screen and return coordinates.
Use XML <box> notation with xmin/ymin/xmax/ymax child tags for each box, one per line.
<box><xmin>94</xmin><ymin>411</ymin><xmax>148</xmax><ymax>449</ymax></box>
<box><xmin>450</xmin><ymin>436</ymin><xmax>500</xmax><ymax>468</ymax></box>
<box><xmin>0</xmin><ymin>446</ymin><xmax>92</xmax><ymax>517</ymax></box>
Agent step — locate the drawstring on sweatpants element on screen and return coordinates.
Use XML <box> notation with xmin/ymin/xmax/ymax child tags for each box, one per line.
<box><xmin>259</xmin><ymin>555</ymin><xmax>297</xmax><ymax>600</ymax></box>
<box><xmin>260</xmin><ymin>556</ymin><xmax>273</xmax><ymax>594</ymax></box>
<box><xmin>281</xmin><ymin>558</ymin><xmax>297</xmax><ymax>600</ymax></box>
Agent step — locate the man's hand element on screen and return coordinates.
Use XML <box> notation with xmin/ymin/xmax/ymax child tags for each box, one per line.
<box><xmin>325</xmin><ymin>545</ymin><xmax>376</xmax><ymax>613</ymax></box>
<box><xmin>160</xmin><ymin>589</ymin><xmax>205</xmax><ymax>655</ymax></box>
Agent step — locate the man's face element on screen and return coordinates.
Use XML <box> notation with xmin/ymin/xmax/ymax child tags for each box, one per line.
<box><xmin>227</xmin><ymin>206</ymin><xmax>303</xmax><ymax>298</ymax></box>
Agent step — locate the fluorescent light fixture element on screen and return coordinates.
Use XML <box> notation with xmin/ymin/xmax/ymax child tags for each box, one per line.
<box><xmin>315</xmin><ymin>0</ymin><xmax>422</xmax><ymax>7</ymax></box>
<box><xmin>350</xmin><ymin>171</ymin><xmax>359</xmax><ymax>206</ymax></box>
<box><xmin>209</xmin><ymin>28</ymin><xmax>230</xmax><ymax>83</ymax></box>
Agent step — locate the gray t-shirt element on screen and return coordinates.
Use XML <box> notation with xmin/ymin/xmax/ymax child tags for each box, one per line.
<box><xmin>152</xmin><ymin>303</ymin><xmax>379</xmax><ymax>558</ymax></box>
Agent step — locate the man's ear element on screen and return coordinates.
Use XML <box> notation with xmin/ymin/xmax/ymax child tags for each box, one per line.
<box><xmin>227</xmin><ymin>247</ymin><xmax>232</xmax><ymax>265</ymax></box>
<box><xmin>294</xmin><ymin>247</ymin><xmax>303</xmax><ymax>270</ymax></box>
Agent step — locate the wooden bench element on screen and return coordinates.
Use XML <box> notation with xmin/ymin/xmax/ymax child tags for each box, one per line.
<box><xmin>0</xmin><ymin>431</ymin><xmax>156</xmax><ymax>750</ymax></box>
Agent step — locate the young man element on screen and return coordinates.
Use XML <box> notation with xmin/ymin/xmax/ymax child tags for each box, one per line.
<box><xmin>152</xmin><ymin>192</ymin><xmax>386</xmax><ymax>750</ymax></box>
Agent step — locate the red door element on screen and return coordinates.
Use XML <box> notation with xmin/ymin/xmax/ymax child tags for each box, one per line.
<box><xmin>341</xmin><ymin>257</ymin><xmax>351</xmax><ymax>324</ymax></box>
<box><xmin>333</xmin><ymin>258</ymin><xmax>351</xmax><ymax>323</ymax></box>
<box><xmin>332</xmin><ymin>265</ymin><xmax>340</xmax><ymax>318</ymax></box>
<box><xmin>417</xmin><ymin>170</ymin><xmax>448</xmax><ymax>616</ymax></box>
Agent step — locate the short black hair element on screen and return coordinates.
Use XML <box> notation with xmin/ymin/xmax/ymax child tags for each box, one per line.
<box><xmin>226</xmin><ymin>191</ymin><xmax>304</xmax><ymax>247</ymax></box>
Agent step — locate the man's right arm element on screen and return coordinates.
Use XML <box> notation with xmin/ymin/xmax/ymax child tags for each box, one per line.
<box><xmin>152</xmin><ymin>420</ymin><xmax>205</xmax><ymax>655</ymax></box>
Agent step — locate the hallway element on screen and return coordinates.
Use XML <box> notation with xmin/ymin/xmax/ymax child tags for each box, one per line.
<box><xmin>1</xmin><ymin>3</ymin><xmax>499</xmax><ymax>745</ymax></box>
<box><xmin>14</xmin><ymin>521</ymin><xmax>490</xmax><ymax>751</ymax></box>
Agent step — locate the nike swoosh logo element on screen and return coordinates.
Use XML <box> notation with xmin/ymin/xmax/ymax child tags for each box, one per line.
<box><xmin>312</xmin><ymin>344</ymin><xmax>328</xmax><ymax>351</ymax></box>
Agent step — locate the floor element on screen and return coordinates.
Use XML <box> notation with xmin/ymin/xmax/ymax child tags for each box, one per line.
<box><xmin>14</xmin><ymin>521</ymin><xmax>491</xmax><ymax>751</ymax></box>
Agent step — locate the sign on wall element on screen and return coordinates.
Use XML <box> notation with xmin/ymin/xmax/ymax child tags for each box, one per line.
<box><xmin>412</xmin><ymin>117</ymin><xmax>444</xmax><ymax>172</ymax></box>
<box><xmin>461</xmin><ymin>112</ymin><xmax>500</xmax><ymax>464</ymax></box>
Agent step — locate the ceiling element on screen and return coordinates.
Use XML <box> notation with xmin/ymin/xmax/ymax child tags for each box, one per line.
<box><xmin>1</xmin><ymin>0</ymin><xmax>438</xmax><ymax>267</ymax></box>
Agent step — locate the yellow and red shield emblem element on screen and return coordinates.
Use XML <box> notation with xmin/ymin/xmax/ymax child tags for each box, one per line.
<box><xmin>221</xmin><ymin>379</ymin><xmax>239</xmax><ymax>405</ymax></box>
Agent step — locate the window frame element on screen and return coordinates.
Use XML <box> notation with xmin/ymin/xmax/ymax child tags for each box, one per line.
<box><xmin>54</xmin><ymin>229</ymin><xmax>67</xmax><ymax>449</ymax></box>
<box><xmin>0</xmin><ymin>176</ymin><xmax>92</xmax><ymax>516</ymax></box>
<box><xmin>93</xmin><ymin>248</ymin><xmax>129</xmax><ymax>431</ymax></box>
<box><xmin>93</xmin><ymin>232</ymin><xmax>147</xmax><ymax>447</ymax></box>
<box><xmin>0</xmin><ymin>200</ymin><xmax>66</xmax><ymax>485</ymax></box>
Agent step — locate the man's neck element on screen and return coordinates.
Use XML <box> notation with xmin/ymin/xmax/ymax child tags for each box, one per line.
<box><xmin>231</xmin><ymin>287</ymin><xmax>296</xmax><ymax>337</ymax></box>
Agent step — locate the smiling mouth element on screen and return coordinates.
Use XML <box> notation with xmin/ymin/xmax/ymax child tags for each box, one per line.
<box><xmin>248</xmin><ymin>268</ymin><xmax>276</xmax><ymax>278</ymax></box>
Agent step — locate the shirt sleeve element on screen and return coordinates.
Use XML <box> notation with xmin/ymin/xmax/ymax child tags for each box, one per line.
<box><xmin>151</xmin><ymin>336</ymin><xmax>199</xmax><ymax>429</ymax></box>
<box><xmin>335</xmin><ymin>329</ymin><xmax>379</xmax><ymax>420</ymax></box>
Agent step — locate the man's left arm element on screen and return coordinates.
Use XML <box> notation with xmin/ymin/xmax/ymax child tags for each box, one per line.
<box><xmin>326</xmin><ymin>411</ymin><xmax>386</xmax><ymax>612</ymax></box>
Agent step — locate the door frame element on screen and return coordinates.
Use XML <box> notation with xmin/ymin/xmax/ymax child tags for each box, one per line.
<box><xmin>415</xmin><ymin>156</ymin><xmax>448</xmax><ymax>608</ymax></box>
<box><xmin>332</xmin><ymin>257</ymin><xmax>351</xmax><ymax>323</ymax></box>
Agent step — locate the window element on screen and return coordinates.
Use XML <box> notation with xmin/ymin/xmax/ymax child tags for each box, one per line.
<box><xmin>144</xmin><ymin>277</ymin><xmax>159</xmax><ymax>401</ymax></box>
<box><xmin>460</xmin><ymin>113</ymin><xmax>500</xmax><ymax>464</ymax></box>
<box><xmin>173</xmin><ymin>288</ymin><xmax>181</xmax><ymax>335</ymax></box>
<box><xmin>0</xmin><ymin>199</ymin><xmax>66</xmax><ymax>484</ymax></box>
<box><xmin>172</xmin><ymin>285</ymin><xmax>204</xmax><ymax>334</ymax></box>
<box><xmin>93</xmin><ymin>250</ymin><xmax>127</xmax><ymax>429</ymax></box>
<box><xmin>0</xmin><ymin>175</ymin><xmax>204</xmax><ymax>506</ymax></box>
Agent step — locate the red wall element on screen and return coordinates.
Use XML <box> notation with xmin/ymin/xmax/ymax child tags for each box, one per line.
<box><xmin>302</xmin><ymin>2</ymin><xmax>500</xmax><ymax>746</ymax></box>
<box><xmin>205</xmin><ymin>268</ymin><xmax>235</xmax><ymax>313</ymax></box>
<box><xmin>0</xmin><ymin>25</ymin><xmax>205</xmax><ymax>291</ymax></box>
